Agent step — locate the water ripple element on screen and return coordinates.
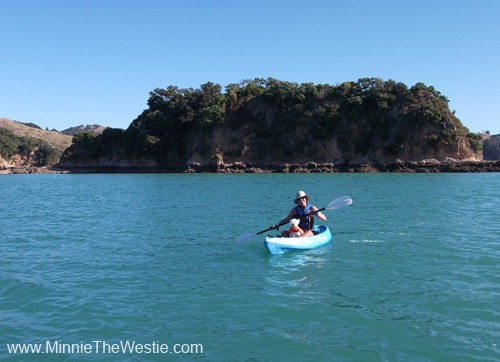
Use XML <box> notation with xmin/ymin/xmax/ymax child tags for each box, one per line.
<box><xmin>1</xmin><ymin>173</ymin><xmax>499</xmax><ymax>361</ymax></box>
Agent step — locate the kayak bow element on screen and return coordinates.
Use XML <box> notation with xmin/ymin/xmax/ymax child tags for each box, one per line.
<box><xmin>264</xmin><ymin>225</ymin><xmax>332</xmax><ymax>255</ymax></box>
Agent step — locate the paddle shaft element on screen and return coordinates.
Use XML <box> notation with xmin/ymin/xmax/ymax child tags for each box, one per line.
<box><xmin>256</xmin><ymin>220</ymin><xmax>288</xmax><ymax>235</ymax></box>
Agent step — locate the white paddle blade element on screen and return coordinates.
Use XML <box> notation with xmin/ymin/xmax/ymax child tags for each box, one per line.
<box><xmin>326</xmin><ymin>196</ymin><xmax>353</xmax><ymax>210</ymax></box>
<box><xmin>237</xmin><ymin>232</ymin><xmax>257</xmax><ymax>243</ymax></box>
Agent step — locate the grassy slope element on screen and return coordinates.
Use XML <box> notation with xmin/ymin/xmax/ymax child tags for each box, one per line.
<box><xmin>0</xmin><ymin>118</ymin><xmax>73</xmax><ymax>152</ymax></box>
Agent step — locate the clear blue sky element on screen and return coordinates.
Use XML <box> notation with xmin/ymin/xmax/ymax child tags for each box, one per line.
<box><xmin>1</xmin><ymin>0</ymin><xmax>499</xmax><ymax>134</ymax></box>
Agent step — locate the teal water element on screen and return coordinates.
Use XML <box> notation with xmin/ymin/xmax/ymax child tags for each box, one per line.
<box><xmin>0</xmin><ymin>173</ymin><xmax>499</xmax><ymax>361</ymax></box>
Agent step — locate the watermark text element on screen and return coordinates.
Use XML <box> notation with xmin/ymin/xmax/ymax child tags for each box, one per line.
<box><xmin>4</xmin><ymin>340</ymin><xmax>203</xmax><ymax>355</ymax></box>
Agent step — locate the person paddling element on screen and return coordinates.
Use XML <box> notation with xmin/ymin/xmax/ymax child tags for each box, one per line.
<box><xmin>273</xmin><ymin>191</ymin><xmax>327</xmax><ymax>237</ymax></box>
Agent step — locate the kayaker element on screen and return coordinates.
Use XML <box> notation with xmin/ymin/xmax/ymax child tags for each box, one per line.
<box><xmin>273</xmin><ymin>191</ymin><xmax>327</xmax><ymax>237</ymax></box>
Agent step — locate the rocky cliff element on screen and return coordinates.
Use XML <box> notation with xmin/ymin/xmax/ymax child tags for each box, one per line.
<box><xmin>58</xmin><ymin>78</ymin><xmax>483</xmax><ymax>171</ymax></box>
<box><xmin>483</xmin><ymin>134</ymin><xmax>500</xmax><ymax>160</ymax></box>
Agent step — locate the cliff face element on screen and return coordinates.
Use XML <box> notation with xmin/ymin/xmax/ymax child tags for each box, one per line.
<box><xmin>483</xmin><ymin>134</ymin><xmax>500</xmax><ymax>160</ymax></box>
<box><xmin>174</xmin><ymin>120</ymin><xmax>480</xmax><ymax>167</ymax></box>
<box><xmin>58</xmin><ymin>78</ymin><xmax>483</xmax><ymax>169</ymax></box>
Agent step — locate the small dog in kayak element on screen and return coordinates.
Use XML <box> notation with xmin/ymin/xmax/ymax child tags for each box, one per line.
<box><xmin>288</xmin><ymin>219</ymin><xmax>304</xmax><ymax>237</ymax></box>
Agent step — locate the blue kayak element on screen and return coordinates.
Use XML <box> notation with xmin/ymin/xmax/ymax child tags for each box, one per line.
<box><xmin>264</xmin><ymin>225</ymin><xmax>332</xmax><ymax>255</ymax></box>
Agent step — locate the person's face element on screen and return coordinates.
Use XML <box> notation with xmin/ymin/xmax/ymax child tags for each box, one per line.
<box><xmin>298</xmin><ymin>196</ymin><xmax>307</xmax><ymax>206</ymax></box>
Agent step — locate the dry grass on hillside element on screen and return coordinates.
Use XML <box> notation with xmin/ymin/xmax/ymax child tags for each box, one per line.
<box><xmin>0</xmin><ymin>118</ymin><xmax>73</xmax><ymax>151</ymax></box>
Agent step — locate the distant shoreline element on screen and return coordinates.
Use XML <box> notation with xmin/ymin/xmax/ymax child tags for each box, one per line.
<box><xmin>2</xmin><ymin>160</ymin><xmax>500</xmax><ymax>174</ymax></box>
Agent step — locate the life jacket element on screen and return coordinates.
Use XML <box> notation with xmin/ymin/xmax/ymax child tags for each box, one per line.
<box><xmin>289</xmin><ymin>225</ymin><xmax>304</xmax><ymax>235</ymax></box>
<box><xmin>294</xmin><ymin>204</ymin><xmax>313</xmax><ymax>231</ymax></box>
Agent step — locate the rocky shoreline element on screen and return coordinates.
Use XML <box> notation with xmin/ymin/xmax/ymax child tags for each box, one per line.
<box><xmin>192</xmin><ymin>159</ymin><xmax>500</xmax><ymax>173</ymax></box>
<box><xmin>0</xmin><ymin>166</ymin><xmax>69</xmax><ymax>174</ymax></box>
<box><xmin>3</xmin><ymin>159</ymin><xmax>498</xmax><ymax>174</ymax></box>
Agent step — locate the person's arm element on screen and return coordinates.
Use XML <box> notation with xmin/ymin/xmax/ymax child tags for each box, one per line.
<box><xmin>273</xmin><ymin>208</ymin><xmax>296</xmax><ymax>229</ymax></box>
<box><xmin>310</xmin><ymin>206</ymin><xmax>327</xmax><ymax>221</ymax></box>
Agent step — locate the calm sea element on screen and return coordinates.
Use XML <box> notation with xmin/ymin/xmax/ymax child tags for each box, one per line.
<box><xmin>0</xmin><ymin>173</ymin><xmax>499</xmax><ymax>361</ymax></box>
